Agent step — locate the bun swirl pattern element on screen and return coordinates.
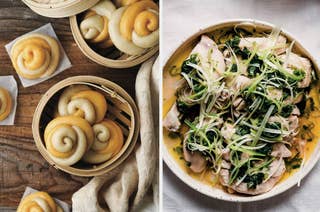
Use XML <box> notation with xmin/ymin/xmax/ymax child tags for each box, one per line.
<box><xmin>58</xmin><ymin>86</ymin><xmax>107</xmax><ymax>125</ymax></box>
<box><xmin>83</xmin><ymin>119</ymin><xmax>124</xmax><ymax>164</ymax></box>
<box><xmin>109</xmin><ymin>0</ymin><xmax>159</xmax><ymax>55</ymax></box>
<box><xmin>44</xmin><ymin>116</ymin><xmax>94</xmax><ymax>166</ymax></box>
<box><xmin>80</xmin><ymin>0</ymin><xmax>116</xmax><ymax>48</ymax></box>
<box><xmin>0</xmin><ymin>87</ymin><xmax>12</xmax><ymax>121</ymax></box>
<box><xmin>11</xmin><ymin>33</ymin><xmax>60</xmax><ymax>80</ymax></box>
<box><xmin>17</xmin><ymin>191</ymin><xmax>58</xmax><ymax>212</ymax></box>
<box><xmin>114</xmin><ymin>0</ymin><xmax>141</xmax><ymax>7</ymax></box>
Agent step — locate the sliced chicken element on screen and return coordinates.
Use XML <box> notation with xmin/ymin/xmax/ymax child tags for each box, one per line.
<box><xmin>279</xmin><ymin>52</ymin><xmax>313</xmax><ymax>88</ymax></box>
<box><xmin>271</xmin><ymin>143</ymin><xmax>292</xmax><ymax>158</ymax></box>
<box><xmin>233</xmin><ymin>97</ymin><xmax>246</xmax><ymax>118</ymax></box>
<box><xmin>222</xmin><ymin>148</ymin><xmax>231</xmax><ymax>161</ymax></box>
<box><xmin>233</xmin><ymin>97</ymin><xmax>246</xmax><ymax>111</ymax></box>
<box><xmin>221</xmin><ymin>160</ymin><xmax>232</xmax><ymax>169</ymax></box>
<box><xmin>239</xmin><ymin>35</ymin><xmax>287</xmax><ymax>55</ymax></box>
<box><xmin>223</xmin><ymin>49</ymin><xmax>248</xmax><ymax>75</ymax></box>
<box><xmin>216</xmin><ymin>90</ymin><xmax>232</xmax><ymax>108</ymax></box>
<box><xmin>266</xmin><ymin>86</ymin><xmax>283</xmax><ymax>101</ymax></box>
<box><xmin>291</xmin><ymin>106</ymin><xmax>301</xmax><ymax>116</ymax></box>
<box><xmin>284</xmin><ymin>92</ymin><xmax>304</xmax><ymax>104</ymax></box>
<box><xmin>191</xmin><ymin>35</ymin><xmax>226</xmax><ymax>75</ymax></box>
<box><xmin>288</xmin><ymin>115</ymin><xmax>299</xmax><ymax>136</ymax></box>
<box><xmin>163</xmin><ymin>103</ymin><xmax>181</xmax><ymax>132</ymax></box>
<box><xmin>292</xmin><ymin>138</ymin><xmax>307</xmax><ymax>156</ymax></box>
<box><xmin>183</xmin><ymin>138</ymin><xmax>207</xmax><ymax>173</ymax></box>
<box><xmin>221</xmin><ymin>123</ymin><xmax>236</xmax><ymax>141</ymax></box>
<box><xmin>232</xmin><ymin>75</ymin><xmax>252</xmax><ymax>91</ymax></box>
<box><xmin>219</xmin><ymin>158</ymin><xmax>286</xmax><ymax>195</ymax></box>
<box><xmin>268</xmin><ymin>114</ymin><xmax>299</xmax><ymax>137</ymax></box>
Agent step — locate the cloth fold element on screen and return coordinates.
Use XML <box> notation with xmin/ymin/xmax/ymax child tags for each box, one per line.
<box><xmin>72</xmin><ymin>56</ymin><xmax>159</xmax><ymax>212</ymax></box>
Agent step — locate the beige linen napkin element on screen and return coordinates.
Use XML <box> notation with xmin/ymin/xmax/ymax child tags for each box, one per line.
<box><xmin>72</xmin><ymin>56</ymin><xmax>159</xmax><ymax>212</ymax></box>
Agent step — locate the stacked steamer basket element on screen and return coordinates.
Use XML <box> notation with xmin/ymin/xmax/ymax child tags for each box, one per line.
<box><xmin>69</xmin><ymin>0</ymin><xmax>159</xmax><ymax>68</ymax></box>
<box><xmin>32</xmin><ymin>76</ymin><xmax>140</xmax><ymax>176</ymax></box>
<box><xmin>21</xmin><ymin>0</ymin><xmax>100</xmax><ymax>18</ymax></box>
<box><xmin>22</xmin><ymin>0</ymin><xmax>159</xmax><ymax>68</ymax></box>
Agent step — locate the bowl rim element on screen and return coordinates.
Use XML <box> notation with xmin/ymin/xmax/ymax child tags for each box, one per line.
<box><xmin>32</xmin><ymin>75</ymin><xmax>140</xmax><ymax>177</ymax></box>
<box><xmin>69</xmin><ymin>15</ymin><xmax>159</xmax><ymax>69</ymax></box>
<box><xmin>162</xmin><ymin>18</ymin><xmax>320</xmax><ymax>202</ymax></box>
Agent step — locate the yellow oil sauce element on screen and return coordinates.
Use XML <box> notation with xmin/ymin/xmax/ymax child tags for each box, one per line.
<box><xmin>162</xmin><ymin>40</ymin><xmax>320</xmax><ymax>188</ymax></box>
<box><xmin>280</xmin><ymin>87</ymin><xmax>320</xmax><ymax>182</ymax></box>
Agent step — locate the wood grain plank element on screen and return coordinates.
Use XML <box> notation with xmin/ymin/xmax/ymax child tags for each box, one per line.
<box><xmin>0</xmin><ymin>0</ymin><xmax>139</xmax><ymax>209</ymax></box>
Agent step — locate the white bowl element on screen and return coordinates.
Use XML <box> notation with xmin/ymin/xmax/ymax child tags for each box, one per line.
<box><xmin>162</xmin><ymin>19</ymin><xmax>320</xmax><ymax>202</ymax></box>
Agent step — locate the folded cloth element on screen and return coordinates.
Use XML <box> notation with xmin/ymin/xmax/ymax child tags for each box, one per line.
<box><xmin>150</xmin><ymin>56</ymin><xmax>160</xmax><ymax>210</ymax></box>
<box><xmin>72</xmin><ymin>56</ymin><xmax>159</xmax><ymax>212</ymax></box>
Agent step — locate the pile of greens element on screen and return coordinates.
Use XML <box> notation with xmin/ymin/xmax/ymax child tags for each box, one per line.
<box><xmin>173</xmin><ymin>28</ymin><xmax>317</xmax><ymax>190</ymax></box>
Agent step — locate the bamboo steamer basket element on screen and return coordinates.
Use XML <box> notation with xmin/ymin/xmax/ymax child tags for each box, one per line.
<box><xmin>32</xmin><ymin>76</ymin><xmax>140</xmax><ymax>177</ymax></box>
<box><xmin>163</xmin><ymin>19</ymin><xmax>320</xmax><ymax>202</ymax></box>
<box><xmin>21</xmin><ymin>0</ymin><xmax>100</xmax><ymax>18</ymax></box>
<box><xmin>22</xmin><ymin>0</ymin><xmax>159</xmax><ymax>68</ymax></box>
<box><xmin>69</xmin><ymin>15</ymin><xmax>159</xmax><ymax>68</ymax></box>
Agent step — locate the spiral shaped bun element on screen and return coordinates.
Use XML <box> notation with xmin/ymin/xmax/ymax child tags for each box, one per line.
<box><xmin>11</xmin><ymin>33</ymin><xmax>60</xmax><ymax>80</ymax></box>
<box><xmin>58</xmin><ymin>85</ymin><xmax>90</xmax><ymax>116</ymax></box>
<box><xmin>17</xmin><ymin>191</ymin><xmax>58</xmax><ymax>212</ymax></box>
<box><xmin>82</xmin><ymin>119</ymin><xmax>124</xmax><ymax>164</ymax></box>
<box><xmin>0</xmin><ymin>87</ymin><xmax>12</xmax><ymax>121</ymax></box>
<box><xmin>114</xmin><ymin>0</ymin><xmax>141</xmax><ymax>7</ymax></box>
<box><xmin>44</xmin><ymin>116</ymin><xmax>94</xmax><ymax>166</ymax></box>
<box><xmin>58</xmin><ymin>86</ymin><xmax>107</xmax><ymax>124</ymax></box>
<box><xmin>80</xmin><ymin>0</ymin><xmax>116</xmax><ymax>48</ymax></box>
<box><xmin>109</xmin><ymin>0</ymin><xmax>159</xmax><ymax>55</ymax></box>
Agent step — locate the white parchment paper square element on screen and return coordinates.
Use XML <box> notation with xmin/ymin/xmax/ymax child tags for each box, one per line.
<box><xmin>5</xmin><ymin>23</ymin><xmax>72</xmax><ymax>88</ymax></box>
<box><xmin>0</xmin><ymin>76</ymin><xmax>18</xmax><ymax>125</ymax></box>
<box><xmin>21</xmin><ymin>187</ymin><xmax>70</xmax><ymax>212</ymax></box>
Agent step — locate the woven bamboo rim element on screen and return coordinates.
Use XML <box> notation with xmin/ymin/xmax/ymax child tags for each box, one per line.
<box><xmin>69</xmin><ymin>15</ymin><xmax>159</xmax><ymax>68</ymax></box>
<box><xmin>32</xmin><ymin>76</ymin><xmax>140</xmax><ymax>177</ymax></box>
<box><xmin>163</xmin><ymin>19</ymin><xmax>320</xmax><ymax>202</ymax></box>
<box><xmin>22</xmin><ymin>0</ymin><xmax>99</xmax><ymax>18</ymax></box>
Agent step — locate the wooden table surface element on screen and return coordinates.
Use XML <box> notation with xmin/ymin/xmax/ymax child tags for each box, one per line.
<box><xmin>0</xmin><ymin>1</ymin><xmax>139</xmax><ymax>210</ymax></box>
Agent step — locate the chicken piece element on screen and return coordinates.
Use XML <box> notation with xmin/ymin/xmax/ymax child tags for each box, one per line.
<box><xmin>233</xmin><ymin>97</ymin><xmax>246</xmax><ymax>118</ymax></box>
<box><xmin>232</xmin><ymin>75</ymin><xmax>252</xmax><ymax>91</ymax></box>
<box><xmin>266</xmin><ymin>86</ymin><xmax>283</xmax><ymax>101</ymax></box>
<box><xmin>221</xmin><ymin>123</ymin><xmax>236</xmax><ymax>141</ymax></box>
<box><xmin>271</xmin><ymin>143</ymin><xmax>292</xmax><ymax>158</ymax></box>
<box><xmin>291</xmin><ymin>106</ymin><xmax>301</xmax><ymax>116</ymax></box>
<box><xmin>288</xmin><ymin>115</ymin><xmax>299</xmax><ymax>136</ymax></box>
<box><xmin>292</xmin><ymin>138</ymin><xmax>307</xmax><ymax>156</ymax></box>
<box><xmin>202</xmin><ymin>117</ymin><xmax>224</xmax><ymax>129</ymax></box>
<box><xmin>279</xmin><ymin>52</ymin><xmax>313</xmax><ymax>88</ymax></box>
<box><xmin>222</xmin><ymin>148</ymin><xmax>231</xmax><ymax>161</ymax></box>
<box><xmin>183</xmin><ymin>138</ymin><xmax>207</xmax><ymax>173</ymax></box>
<box><xmin>241</xmin><ymin>153</ymin><xmax>250</xmax><ymax>161</ymax></box>
<box><xmin>221</xmin><ymin>160</ymin><xmax>231</xmax><ymax>169</ymax></box>
<box><xmin>233</xmin><ymin>97</ymin><xmax>246</xmax><ymax>111</ymax></box>
<box><xmin>223</xmin><ymin>50</ymin><xmax>248</xmax><ymax>75</ymax></box>
<box><xmin>284</xmin><ymin>93</ymin><xmax>304</xmax><ymax>105</ymax></box>
<box><xmin>239</xmin><ymin>35</ymin><xmax>287</xmax><ymax>55</ymax></box>
<box><xmin>219</xmin><ymin>158</ymin><xmax>286</xmax><ymax>195</ymax></box>
<box><xmin>191</xmin><ymin>35</ymin><xmax>226</xmax><ymax>75</ymax></box>
<box><xmin>163</xmin><ymin>103</ymin><xmax>181</xmax><ymax>132</ymax></box>
<box><xmin>269</xmin><ymin>114</ymin><xmax>299</xmax><ymax>138</ymax></box>
<box><xmin>216</xmin><ymin>90</ymin><xmax>232</xmax><ymax>108</ymax></box>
